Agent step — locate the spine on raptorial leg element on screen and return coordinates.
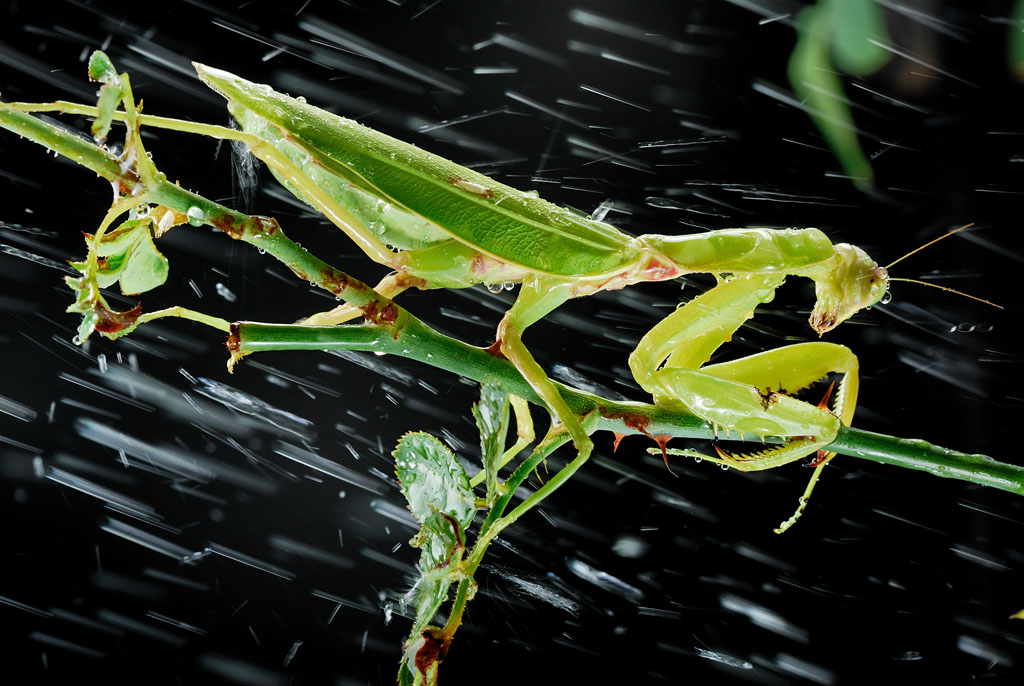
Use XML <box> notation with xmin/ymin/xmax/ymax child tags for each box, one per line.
<box><xmin>640</xmin><ymin>228</ymin><xmax>836</xmax><ymax>274</ymax></box>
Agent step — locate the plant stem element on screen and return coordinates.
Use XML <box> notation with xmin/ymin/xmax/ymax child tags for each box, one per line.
<box><xmin>136</xmin><ymin>307</ymin><xmax>231</xmax><ymax>332</ymax></box>
<box><xmin>0</xmin><ymin>104</ymin><xmax>402</xmax><ymax>331</ymax></box>
<box><xmin>232</xmin><ymin>320</ymin><xmax>1024</xmax><ymax>496</ymax></box>
<box><xmin>441</xmin><ymin>430</ymin><xmax>570</xmax><ymax>646</ymax></box>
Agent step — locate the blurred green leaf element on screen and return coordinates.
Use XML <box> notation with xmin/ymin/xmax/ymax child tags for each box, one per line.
<box><xmin>1011</xmin><ymin>0</ymin><xmax>1024</xmax><ymax>81</ymax></box>
<box><xmin>830</xmin><ymin>0</ymin><xmax>889</xmax><ymax>75</ymax></box>
<box><xmin>788</xmin><ymin>4</ymin><xmax>875</xmax><ymax>188</ymax></box>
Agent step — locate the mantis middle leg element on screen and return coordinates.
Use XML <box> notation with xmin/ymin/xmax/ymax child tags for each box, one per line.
<box><xmin>300</xmin><ymin>272</ymin><xmax>416</xmax><ymax>326</ymax></box>
<box><xmin>496</xmin><ymin>277</ymin><xmax>592</xmax><ymax>460</ymax></box>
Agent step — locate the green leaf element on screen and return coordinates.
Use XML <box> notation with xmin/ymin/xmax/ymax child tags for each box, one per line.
<box><xmin>393</xmin><ymin>432</ymin><xmax>475</xmax><ymax>636</ymax></box>
<box><xmin>117</xmin><ymin>224</ymin><xmax>168</xmax><ymax>295</ymax></box>
<box><xmin>788</xmin><ymin>5</ymin><xmax>874</xmax><ymax>188</ymax></box>
<box><xmin>87</xmin><ymin>51</ymin><xmax>120</xmax><ymax>85</ymax></box>
<box><xmin>88</xmin><ymin>219</ymin><xmax>169</xmax><ymax>296</ymax></box>
<box><xmin>92</xmin><ymin>81</ymin><xmax>124</xmax><ymax>142</ymax></box>
<box><xmin>75</xmin><ymin>310</ymin><xmax>98</xmax><ymax>344</ymax></box>
<box><xmin>408</xmin><ymin>512</ymin><xmax>462</xmax><ymax>636</ymax></box>
<box><xmin>472</xmin><ymin>380</ymin><xmax>510</xmax><ymax>503</ymax></box>
<box><xmin>87</xmin><ymin>51</ymin><xmax>124</xmax><ymax>142</ymax></box>
<box><xmin>65</xmin><ymin>268</ymin><xmax>144</xmax><ymax>345</ymax></box>
<box><xmin>393</xmin><ymin>432</ymin><xmax>474</xmax><ymax>527</ymax></box>
<box><xmin>94</xmin><ymin>220</ymin><xmax>145</xmax><ymax>256</ymax></box>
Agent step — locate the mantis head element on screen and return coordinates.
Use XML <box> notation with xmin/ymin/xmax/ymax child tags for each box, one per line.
<box><xmin>809</xmin><ymin>243</ymin><xmax>888</xmax><ymax>335</ymax></box>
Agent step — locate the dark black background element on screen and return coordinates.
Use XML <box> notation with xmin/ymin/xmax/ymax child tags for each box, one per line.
<box><xmin>1</xmin><ymin>1</ymin><xmax>1023</xmax><ymax>684</ymax></box>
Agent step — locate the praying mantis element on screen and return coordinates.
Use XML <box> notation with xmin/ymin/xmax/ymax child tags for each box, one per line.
<box><xmin>1</xmin><ymin>52</ymin><xmax>985</xmax><ymax>534</ymax></box>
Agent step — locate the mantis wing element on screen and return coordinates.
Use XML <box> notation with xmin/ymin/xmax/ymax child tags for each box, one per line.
<box><xmin>194</xmin><ymin>64</ymin><xmax>636</xmax><ymax>278</ymax></box>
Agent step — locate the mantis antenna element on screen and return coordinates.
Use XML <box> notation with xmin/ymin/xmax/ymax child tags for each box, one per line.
<box><xmin>887</xmin><ymin>277</ymin><xmax>1003</xmax><ymax>310</ymax></box>
<box><xmin>884</xmin><ymin>222</ymin><xmax>974</xmax><ymax>271</ymax></box>
<box><xmin>885</xmin><ymin>223</ymin><xmax>1004</xmax><ymax>310</ymax></box>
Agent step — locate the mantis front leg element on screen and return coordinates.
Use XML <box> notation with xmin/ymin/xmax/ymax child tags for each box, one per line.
<box><xmin>629</xmin><ymin>273</ymin><xmax>861</xmax><ymax>530</ymax></box>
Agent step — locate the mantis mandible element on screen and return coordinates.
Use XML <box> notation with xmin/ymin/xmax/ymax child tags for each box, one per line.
<box><xmin>7</xmin><ymin>56</ymin><xmax>976</xmax><ymax>532</ymax></box>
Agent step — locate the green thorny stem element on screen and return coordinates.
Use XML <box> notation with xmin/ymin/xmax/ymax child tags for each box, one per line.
<box><xmin>0</xmin><ymin>92</ymin><xmax>404</xmax><ymax>351</ymax></box>
<box><xmin>234</xmin><ymin>319</ymin><xmax>1024</xmax><ymax>656</ymax></box>
<box><xmin>232</xmin><ymin>321</ymin><xmax>1024</xmax><ymax>498</ymax></box>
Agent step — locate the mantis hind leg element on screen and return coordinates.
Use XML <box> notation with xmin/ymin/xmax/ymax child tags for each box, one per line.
<box><xmin>497</xmin><ymin>277</ymin><xmax>592</xmax><ymax>461</ymax></box>
<box><xmin>297</xmin><ymin>239</ymin><xmax>486</xmax><ymax>325</ymax></box>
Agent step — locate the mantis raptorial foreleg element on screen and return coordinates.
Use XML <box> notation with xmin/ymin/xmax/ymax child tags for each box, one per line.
<box><xmin>631</xmin><ymin>273</ymin><xmax>862</xmax><ymax>529</ymax></box>
<box><xmin>630</xmin><ymin>274</ymin><xmax>856</xmax><ymax>456</ymax></box>
<box><xmin>687</xmin><ymin>341</ymin><xmax>859</xmax><ymax>532</ymax></box>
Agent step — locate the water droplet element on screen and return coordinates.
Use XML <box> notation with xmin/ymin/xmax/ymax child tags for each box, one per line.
<box><xmin>590</xmin><ymin>201</ymin><xmax>612</xmax><ymax>222</ymax></box>
<box><xmin>880</xmin><ymin>291</ymin><xmax>892</xmax><ymax>304</ymax></box>
<box><xmin>486</xmin><ymin>283</ymin><xmax>504</xmax><ymax>294</ymax></box>
<box><xmin>215</xmin><ymin>283</ymin><xmax>238</xmax><ymax>303</ymax></box>
<box><xmin>186</xmin><ymin>206</ymin><xmax>205</xmax><ymax>227</ymax></box>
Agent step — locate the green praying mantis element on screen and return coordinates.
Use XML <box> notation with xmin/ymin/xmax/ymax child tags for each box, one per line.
<box><xmin>0</xmin><ymin>52</ymin><xmax>995</xmax><ymax>536</ymax></box>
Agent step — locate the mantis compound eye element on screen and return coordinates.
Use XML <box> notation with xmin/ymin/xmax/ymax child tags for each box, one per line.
<box><xmin>867</xmin><ymin>266</ymin><xmax>889</xmax><ymax>304</ymax></box>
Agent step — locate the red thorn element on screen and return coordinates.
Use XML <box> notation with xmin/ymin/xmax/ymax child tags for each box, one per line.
<box><xmin>652</xmin><ymin>434</ymin><xmax>676</xmax><ymax>476</ymax></box>
<box><xmin>612</xmin><ymin>432</ymin><xmax>627</xmax><ymax>452</ymax></box>
<box><xmin>817</xmin><ymin>380</ymin><xmax>836</xmax><ymax>411</ymax></box>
